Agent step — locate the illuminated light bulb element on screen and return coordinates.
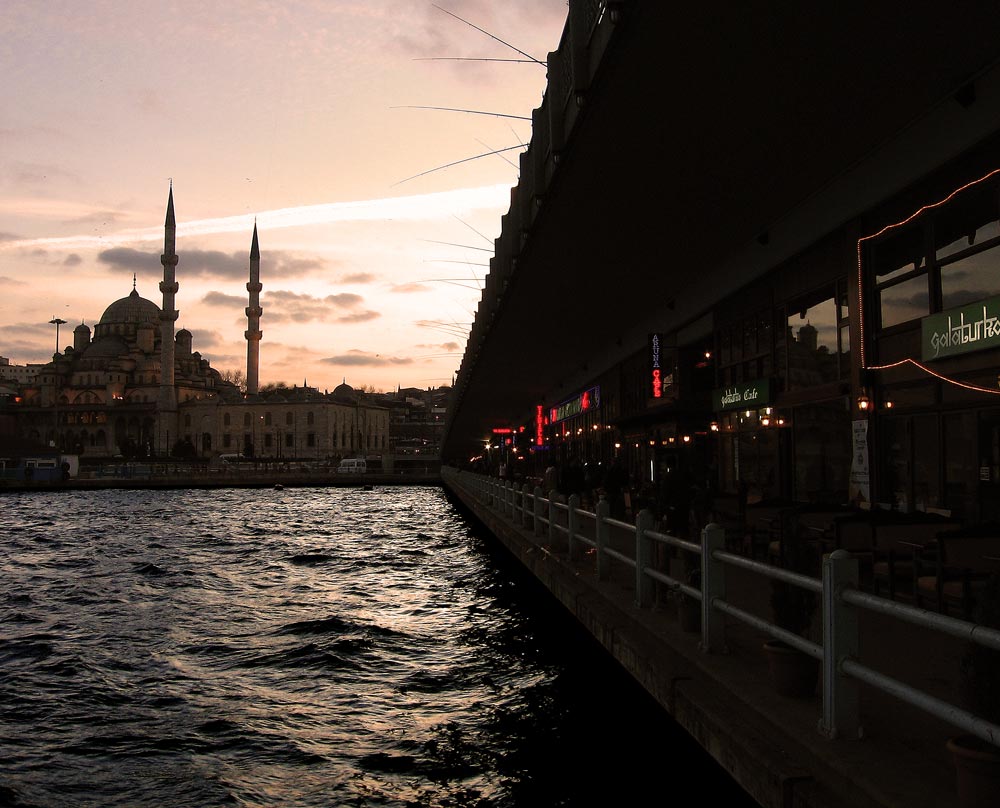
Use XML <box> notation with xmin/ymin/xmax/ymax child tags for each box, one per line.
<box><xmin>710</xmin><ymin>422</ymin><xmax>720</xmax><ymax>432</ymax></box>
<box><xmin>682</xmin><ymin>435</ymin><xmax>691</xmax><ymax>443</ymax></box>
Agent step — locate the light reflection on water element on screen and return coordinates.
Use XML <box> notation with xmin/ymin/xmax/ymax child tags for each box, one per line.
<box><xmin>0</xmin><ymin>486</ymin><xmax>752</xmax><ymax>807</ymax></box>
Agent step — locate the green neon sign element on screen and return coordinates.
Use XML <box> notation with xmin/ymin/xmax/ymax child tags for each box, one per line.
<box><xmin>922</xmin><ymin>295</ymin><xmax>1000</xmax><ymax>361</ymax></box>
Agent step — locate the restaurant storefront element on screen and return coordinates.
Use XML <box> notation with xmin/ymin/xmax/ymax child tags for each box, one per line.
<box><xmin>862</xmin><ymin>153</ymin><xmax>1000</xmax><ymax>523</ymax></box>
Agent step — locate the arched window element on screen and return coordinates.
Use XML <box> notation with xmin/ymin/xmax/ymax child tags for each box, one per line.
<box><xmin>307</xmin><ymin>411</ymin><xmax>314</xmax><ymax>426</ymax></box>
<box><xmin>286</xmin><ymin>412</ymin><xmax>293</xmax><ymax>426</ymax></box>
<box><xmin>224</xmin><ymin>413</ymin><xmax>231</xmax><ymax>427</ymax></box>
<box><xmin>244</xmin><ymin>412</ymin><xmax>251</xmax><ymax>427</ymax></box>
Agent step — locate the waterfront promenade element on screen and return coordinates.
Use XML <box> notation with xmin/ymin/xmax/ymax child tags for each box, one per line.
<box><xmin>441</xmin><ymin>467</ymin><xmax>993</xmax><ymax>808</ymax></box>
<box><xmin>0</xmin><ymin>466</ymin><xmax>440</xmax><ymax>492</ymax></box>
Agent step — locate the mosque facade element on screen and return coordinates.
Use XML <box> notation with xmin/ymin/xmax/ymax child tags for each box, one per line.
<box><xmin>12</xmin><ymin>188</ymin><xmax>388</xmax><ymax>462</ymax></box>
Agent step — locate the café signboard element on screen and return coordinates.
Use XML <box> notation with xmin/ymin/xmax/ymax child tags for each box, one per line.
<box><xmin>922</xmin><ymin>294</ymin><xmax>1000</xmax><ymax>361</ymax></box>
<box><xmin>712</xmin><ymin>379</ymin><xmax>771</xmax><ymax>412</ymax></box>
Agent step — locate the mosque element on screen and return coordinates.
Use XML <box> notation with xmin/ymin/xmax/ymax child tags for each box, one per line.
<box><xmin>14</xmin><ymin>188</ymin><xmax>389</xmax><ymax>462</ymax></box>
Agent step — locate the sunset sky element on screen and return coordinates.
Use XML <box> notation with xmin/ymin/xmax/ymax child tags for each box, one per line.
<box><xmin>0</xmin><ymin>0</ymin><xmax>567</xmax><ymax>391</ymax></box>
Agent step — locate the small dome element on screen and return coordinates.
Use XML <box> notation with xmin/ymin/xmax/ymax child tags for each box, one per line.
<box><xmin>176</xmin><ymin>328</ymin><xmax>192</xmax><ymax>338</ymax></box>
<box><xmin>99</xmin><ymin>289</ymin><xmax>161</xmax><ymax>327</ymax></box>
<box><xmin>333</xmin><ymin>381</ymin><xmax>356</xmax><ymax>400</ymax></box>
<box><xmin>74</xmin><ymin>323</ymin><xmax>91</xmax><ymax>334</ymax></box>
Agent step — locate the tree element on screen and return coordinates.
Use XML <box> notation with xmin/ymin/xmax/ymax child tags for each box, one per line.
<box><xmin>219</xmin><ymin>368</ymin><xmax>247</xmax><ymax>394</ymax></box>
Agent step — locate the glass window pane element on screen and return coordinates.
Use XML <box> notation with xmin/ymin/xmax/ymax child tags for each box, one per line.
<box><xmin>786</xmin><ymin>294</ymin><xmax>839</xmax><ymax>389</ymax></box>
<box><xmin>793</xmin><ymin>400</ymin><xmax>851</xmax><ymax>503</ymax></box>
<box><xmin>912</xmin><ymin>415</ymin><xmax>940</xmax><ymax>512</ymax></box>
<box><xmin>936</xmin><ymin>220</ymin><xmax>1000</xmax><ymax>261</ymax></box>
<box><xmin>880</xmin><ymin>275</ymin><xmax>929</xmax><ymax>328</ymax></box>
<box><xmin>940</xmin><ymin>242</ymin><xmax>1000</xmax><ymax>310</ymax></box>
<box><xmin>873</xmin><ymin>226</ymin><xmax>924</xmax><ymax>278</ymax></box>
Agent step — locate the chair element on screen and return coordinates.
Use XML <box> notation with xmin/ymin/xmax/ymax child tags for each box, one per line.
<box><xmin>913</xmin><ymin>532</ymin><xmax>1000</xmax><ymax>618</ymax></box>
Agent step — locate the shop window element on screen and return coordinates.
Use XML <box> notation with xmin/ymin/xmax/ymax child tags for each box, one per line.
<box><xmin>912</xmin><ymin>415</ymin><xmax>941</xmax><ymax>512</ymax></box>
<box><xmin>879</xmin><ymin>416</ymin><xmax>912</xmax><ymax>510</ymax></box>
<box><xmin>785</xmin><ymin>284</ymin><xmax>848</xmax><ymax>390</ymax></box>
<box><xmin>944</xmin><ymin>411</ymin><xmax>977</xmax><ymax>519</ymax></box>
<box><xmin>880</xmin><ymin>275</ymin><xmax>930</xmax><ymax>328</ymax></box>
<box><xmin>876</xmin><ymin>414</ymin><xmax>944</xmax><ymax>511</ymax></box>
<box><xmin>940</xmin><ymin>239</ymin><xmax>1000</xmax><ymax>310</ymax></box>
<box><xmin>873</xmin><ymin>177</ymin><xmax>1000</xmax><ymax>331</ymax></box>
<box><xmin>792</xmin><ymin>400</ymin><xmax>851</xmax><ymax>503</ymax></box>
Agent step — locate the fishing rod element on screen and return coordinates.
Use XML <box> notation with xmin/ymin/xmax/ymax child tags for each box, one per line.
<box><xmin>393</xmin><ymin>145</ymin><xmax>524</xmax><ymax>186</ymax></box>
<box><xmin>393</xmin><ymin>105</ymin><xmax>531</xmax><ymax>121</ymax></box>
<box><xmin>432</xmin><ymin>4</ymin><xmax>547</xmax><ymax>67</ymax></box>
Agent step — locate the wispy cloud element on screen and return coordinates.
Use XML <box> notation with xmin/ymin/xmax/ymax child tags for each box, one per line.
<box><xmin>321</xmin><ymin>349</ymin><xmax>413</xmax><ymax>366</ymax></box>
<box><xmin>263</xmin><ymin>290</ymin><xmax>368</xmax><ymax>324</ymax></box>
<box><xmin>202</xmin><ymin>291</ymin><xmax>245</xmax><ymax>307</ymax></box>
<box><xmin>0</xmin><ymin>185</ymin><xmax>514</xmax><ymax>252</ymax></box>
<box><xmin>338</xmin><ymin>272</ymin><xmax>376</xmax><ymax>284</ymax></box>
<box><xmin>98</xmin><ymin>247</ymin><xmax>324</xmax><ymax>280</ymax></box>
<box><xmin>390</xmin><ymin>282</ymin><xmax>432</xmax><ymax>293</ymax></box>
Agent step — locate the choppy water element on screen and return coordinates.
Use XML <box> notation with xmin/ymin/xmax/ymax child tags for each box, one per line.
<box><xmin>0</xmin><ymin>486</ymin><xmax>752</xmax><ymax>807</ymax></box>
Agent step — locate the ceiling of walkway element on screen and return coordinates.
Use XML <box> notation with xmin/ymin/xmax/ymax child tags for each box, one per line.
<box><xmin>443</xmin><ymin>2</ymin><xmax>1000</xmax><ymax>459</ymax></box>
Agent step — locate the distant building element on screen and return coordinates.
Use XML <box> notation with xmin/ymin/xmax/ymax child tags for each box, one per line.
<box><xmin>0</xmin><ymin>357</ymin><xmax>42</xmax><ymax>386</ymax></box>
<box><xmin>7</xmin><ymin>187</ymin><xmax>388</xmax><ymax>461</ymax></box>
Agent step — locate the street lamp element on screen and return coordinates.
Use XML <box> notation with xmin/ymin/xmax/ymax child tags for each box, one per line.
<box><xmin>49</xmin><ymin>316</ymin><xmax>67</xmax><ymax>357</ymax></box>
<box><xmin>48</xmin><ymin>316</ymin><xmax>67</xmax><ymax>449</ymax></box>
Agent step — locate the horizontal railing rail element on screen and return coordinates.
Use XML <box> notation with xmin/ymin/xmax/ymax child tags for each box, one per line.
<box><xmin>448</xmin><ymin>468</ymin><xmax>1000</xmax><ymax>748</ymax></box>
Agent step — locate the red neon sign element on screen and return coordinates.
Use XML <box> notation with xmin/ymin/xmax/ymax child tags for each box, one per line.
<box><xmin>652</xmin><ymin>368</ymin><xmax>662</xmax><ymax>398</ymax></box>
<box><xmin>536</xmin><ymin>405</ymin><xmax>545</xmax><ymax>446</ymax></box>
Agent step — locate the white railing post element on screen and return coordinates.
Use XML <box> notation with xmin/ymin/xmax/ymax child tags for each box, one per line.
<box><xmin>534</xmin><ymin>487</ymin><xmax>543</xmax><ymax>537</ymax></box>
<box><xmin>596</xmin><ymin>497</ymin><xmax>609</xmax><ymax>580</ymax></box>
<box><xmin>504</xmin><ymin>480</ymin><xmax>511</xmax><ymax>516</ymax></box>
<box><xmin>635</xmin><ymin>509</ymin><xmax>653</xmax><ymax>607</ymax></box>
<box><xmin>700</xmin><ymin>523</ymin><xmax>728</xmax><ymax>653</ymax></box>
<box><xmin>521</xmin><ymin>483</ymin><xmax>530</xmax><ymax>528</ymax></box>
<box><xmin>567</xmin><ymin>494</ymin><xmax>580</xmax><ymax>561</ymax></box>
<box><xmin>548</xmin><ymin>489</ymin><xmax>557</xmax><ymax>545</ymax></box>
<box><xmin>821</xmin><ymin>550</ymin><xmax>863</xmax><ymax>739</ymax></box>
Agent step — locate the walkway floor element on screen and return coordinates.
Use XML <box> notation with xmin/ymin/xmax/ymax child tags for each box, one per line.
<box><xmin>446</xmin><ymin>476</ymin><xmax>985</xmax><ymax>808</ymax></box>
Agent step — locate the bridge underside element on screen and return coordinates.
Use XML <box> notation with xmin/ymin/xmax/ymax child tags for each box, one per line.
<box><xmin>443</xmin><ymin>1</ymin><xmax>1000</xmax><ymax>459</ymax></box>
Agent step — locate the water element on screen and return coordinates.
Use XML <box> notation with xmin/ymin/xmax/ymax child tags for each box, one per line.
<box><xmin>0</xmin><ymin>486</ymin><xmax>753</xmax><ymax>807</ymax></box>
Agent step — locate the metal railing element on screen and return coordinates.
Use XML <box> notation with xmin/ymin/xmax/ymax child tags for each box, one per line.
<box><xmin>451</xmin><ymin>468</ymin><xmax>1000</xmax><ymax>748</ymax></box>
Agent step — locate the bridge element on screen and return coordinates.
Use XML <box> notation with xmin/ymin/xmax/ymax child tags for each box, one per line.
<box><xmin>442</xmin><ymin>0</ymin><xmax>1000</xmax><ymax>459</ymax></box>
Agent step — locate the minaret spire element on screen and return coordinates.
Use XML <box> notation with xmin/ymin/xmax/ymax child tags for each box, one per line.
<box><xmin>245</xmin><ymin>221</ymin><xmax>263</xmax><ymax>396</ymax></box>
<box><xmin>158</xmin><ymin>183</ymin><xmax>180</xmax><ymax>453</ymax></box>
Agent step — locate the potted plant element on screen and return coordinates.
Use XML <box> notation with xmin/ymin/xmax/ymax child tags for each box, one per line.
<box><xmin>947</xmin><ymin>573</ymin><xmax>1000</xmax><ymax>807</ymax></box>
<box><xmin>763</xmin><ymin>517</ymin><xmax>820</xmax><ymax>697</ymax></box>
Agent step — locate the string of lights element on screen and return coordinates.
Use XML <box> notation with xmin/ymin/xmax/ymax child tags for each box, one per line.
<box><xmin>855</xmin><ymin>166</ymin><xmax>1000</xmax><ymax>369</ymax></box>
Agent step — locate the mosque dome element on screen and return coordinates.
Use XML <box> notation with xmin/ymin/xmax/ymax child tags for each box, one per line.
<box><xmin>99</xmin><ymin>289</ymin><xmax>161</xmax><ymax>327</ymax></box>
<box><xmin>333</xmin><ymin>380</ymin><xmax>356</xmax><ymax>400</ymax></box>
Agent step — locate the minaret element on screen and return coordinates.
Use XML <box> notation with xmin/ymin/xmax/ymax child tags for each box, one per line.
<box><xmin>245</xmin><ymin>222</ymin><xmax>263</xmax><ymax>395</ymax></box>
<box><xmin>158</xmin><ymin>184</ymin><xmax>180</xmax><ymax>451</ymax></box>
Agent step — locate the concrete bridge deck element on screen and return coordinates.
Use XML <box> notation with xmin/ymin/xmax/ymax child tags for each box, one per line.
<box><xmin>442</xmin><ymin>468</ymin><xmax>976</xmax><ymax>808</ymax></box>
